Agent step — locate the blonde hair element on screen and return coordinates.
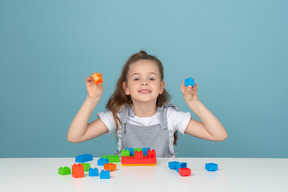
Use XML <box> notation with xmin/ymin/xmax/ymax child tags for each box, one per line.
<box><xmin>106</xmin><ymin>50</ymin><xmax>178</xmax><ymax>144</ymax></box>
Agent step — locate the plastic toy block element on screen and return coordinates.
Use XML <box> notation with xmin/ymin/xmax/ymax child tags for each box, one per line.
<box><xmin>121</xmin><ymin>149</ymin><xmax>130</xmax><ymax>157</ymax></box>
<box><xmin>104</xmin><ymin>163</ymin><xmax>117</xmax><ymax>172</ymax></box>
<box><xmin>205</xmin><ymin>163</ymin><xmax>218</xmax><ymax>171</ymax></box>
<box><xmin>100</xmin><ymin>170</ymin><xmax>110</xmax><ymax>179</ymax></box>
<box><xmin>75</xmin><ymin>153</ymin><xmax>93</xmax><ymax>163</ymax></box>
<box><xmin>134</xmin><ymin>148</ymin><xmax>142</xmax><ymax>153</ymax></box>
<box><xmin>168</xmin><ymin>161</ymin><xmax>180</xmax><ymax>170</ymax></box>
<box><xmin>176</xmin><ymin>162</ymin><xmax>187</xmax><ymax>172</ymax></box>
<box><xmin>138</xmin><ymin>156</ymin><xmax>157</xmax><ymax>165</ymax></box>
<box><xmin>102</xmin><ymin>155</ymin><xmax>120</xmax><ymax>163</ymax></box>
<box><xmin>72</xmin><ymin>164</ymin><xmax>84</xmax><ymax>178</ymax></box>
<box><xmin>147</xmin><ymin>149</ymin><xmax>156</xmax><ymax>158</ymax></box>
<box><xmin>121</xmin><ymin>156</ymin><xmax>138</xmax><ymax>164</ymax></box>
<box><xmin>97</xmin><ymin>158</ymin><xmax>109</xmax><ymax>166</ymax></box>
<box><xmin>81</xmin><ymin>163</ymin><xmax>90</xmax><ymax>171</ymax></box>
<box><xmin>142</xmin><ymin>147</ymin><xmax>150</xmax><ymax>156</ymax></box>
<box><xmin>184</xmin><ymin>77</ymin><xmax>195</xmax><ymax>87</ymax></box>
<box><xmin>91</xmin><ymin>72</ymin><xmax>103</xmax><ymax>85</ymax></box>
<box><xmin>134</xmin><ymin>151</ymin><xmax>144</xmax><ymax>159</ymax></box>
<box><xmin>89</xmin><ymin>168</ymin><xmax>99</xmax><ymax>176</ymax></box>
<box><xmin>179</xmin><ymin>168</ymin><xmax>191</xmax><ymax>176</ymax></box>
<box><xmin>58</xmin><ymin>166</ymin><xmax>71</xmax><ymax>175</ymax></box>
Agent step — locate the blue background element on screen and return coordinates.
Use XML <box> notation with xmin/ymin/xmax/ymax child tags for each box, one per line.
<box><xmin>1</xmin><ymin>0</ymin><xmax>287</xmax><ymax>158</ymax></box>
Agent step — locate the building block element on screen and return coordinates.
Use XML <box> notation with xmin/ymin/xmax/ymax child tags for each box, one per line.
<box><xmin>125</xmin><ymin>147</ymin><xmax>135</xmax><ymax>156</ymax></box>
<box><xmin>142</xmin><ymin>147</ymin><xmax>150</xmax><ymax>156</ymax></box>
<box><xmin>179</xmin><ymin>168</ymin><xmax>191</xmax><ymax>176</ymax></box>
<box><xmin>72</xmin><ymin>164</ymin><xmax>84</xmax><ymax>178</ymax></box>
<box><xmin>58</xmin><ymin>166</ymin><xmax>71</xmax><ymax>175</ymax></box>
<box><xmin>134</xmin><ymin>148</ymin><xmax>142</xmax><ymax>153</ymax></box>
<box><xmin>81</xmin><ymin>163</ymin><xmax>90</xmax><ymax>171</ymax></box>
<box><xmin>75</xmin><ymin>153</ymin><xmax>93</xmax><ymax>163</ymax></box>
<box><xmin>89</xmin><ymin>168</ymin><xmax>99</xmax><ymax>176</ymax></box>
<box><xmin>91</xmin><ymin>72</ymin><xmax>103</xmax><ymax>85</ymax></box>
<box><xmin>100</xmin><ymin>170</ymin><xmax>110</xmax><ymax>179</ymax></box>
<box><xmin>168</xmin><ymin>161</ymin><xmax>180</xmax><ymax>170</ymax></box>
<box><xmin>176</xmin><ymin>162</ymin><xmax>187</xmax><ymax>172</ymax></box>
<box><xmin>184</xmin><ymin>77</ymin><xmax>195</xmax><ymax>87</ymax></box>
<box><xmin>102</xmin><ymin>155</ymin><xmax>120</xmax><ymax>163</ymax></box>
<box><xmin>205</xmin><ymin>163</ymin><xmax>218</xmax><ymax>171</ymax></box>
<box><xmin>104</xmin><ymin>163</ymin><xmax>117</xmax><ymax>172</ymax></box>
<box><xmin>97</xmin><ymin>158</ymin><xmax>109</xmax><ymax>166</ymax></box>
<box><xmin>121</xmin><ymin>149</ymin><xmax>130</xmax><ymax>157</ymax></box>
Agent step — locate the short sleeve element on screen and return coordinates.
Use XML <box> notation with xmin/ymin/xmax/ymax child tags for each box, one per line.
<box><xmin>167</xmin><ymin>108</ymin><xmax>191</xmax><ymax>135</ymax></box>
<box><xmin>96</xmin><ymin>111</ymin><xmax>117</xmax><ymax>135</ymax></box>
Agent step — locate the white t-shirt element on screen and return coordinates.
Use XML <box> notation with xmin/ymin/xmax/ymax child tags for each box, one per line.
<box><xmin>97</xmin><ymin>107</ymin><xmax>191</xmax><ymax>135</ymax></box>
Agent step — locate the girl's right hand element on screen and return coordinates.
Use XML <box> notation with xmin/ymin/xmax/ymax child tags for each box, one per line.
<box><xmin>85</xmin><ymin>76</ymin><xmax>103</xmax><ymax>99</ymax></box>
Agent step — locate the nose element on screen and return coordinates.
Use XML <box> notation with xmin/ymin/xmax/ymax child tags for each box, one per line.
<box><xmin>141</xmin><ymin>81</ymin><xmax>148</xmax><ymax>86</ymax></box>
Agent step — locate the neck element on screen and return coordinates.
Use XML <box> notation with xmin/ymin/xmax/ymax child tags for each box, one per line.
<box><xmin>132</xmin><ymin>101</ymin><xmax>157</xmax><ymax>117</ymax></box>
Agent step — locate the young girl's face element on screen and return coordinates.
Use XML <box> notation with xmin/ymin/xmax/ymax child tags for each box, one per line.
<box><xmin>123</xmin><ymin>60</ymin><xmax>165</xmax><ymax>105</ymax></box>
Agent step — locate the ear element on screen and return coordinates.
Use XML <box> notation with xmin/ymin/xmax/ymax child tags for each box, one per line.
<box><xmin>159</xmin><ymin>80</ymin><xmax>165</xmax><ymax>94</ymax></box>
<box><xmin>123</xmin><ymin>82</ymin><xmax>130</xmax><ymax>95</ymax></box>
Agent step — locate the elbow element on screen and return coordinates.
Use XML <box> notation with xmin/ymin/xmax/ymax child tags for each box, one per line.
<box><xmin>215</xmin><ymin>133</ymin><xmax>228</xmax><ymax>142</ymax></box>
<box><xmin>67</xmin><ymin>134</ymin><xmax>80</xmax><ymax>143</ymax></box>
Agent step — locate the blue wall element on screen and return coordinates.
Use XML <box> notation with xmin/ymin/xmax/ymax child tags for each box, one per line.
<box><xmin>1</xmin><ymin>0</ymin><xmax>287</xmax><ymax>158</ymax></box>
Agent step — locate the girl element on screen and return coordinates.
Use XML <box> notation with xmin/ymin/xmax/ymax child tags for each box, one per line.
<box><xmin>67</xmin><ymin>50</ymin><xmax>227</xmax><ymax>157</ymax></box>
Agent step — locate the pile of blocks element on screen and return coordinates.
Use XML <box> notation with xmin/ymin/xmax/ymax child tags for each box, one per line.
<box><xmin>121</xmin><ymin>147</ymin><xmax>157</xmax><ymax>166</ymax></box>
<box><xmin>168</xmin><ymin>161</ymin><xmax>191</xmax><ymax>176</ymax></box>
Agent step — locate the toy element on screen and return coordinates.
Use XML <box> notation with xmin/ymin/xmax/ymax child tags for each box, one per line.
<box><xmin>168</xmin><ymin>161</ymin><xmax>179</xmax><ymax>170</ymax></box>
<box><xmin>104</xmin><ymin>163</ymin><xmax>117</xmax><ymax>172</ymax></box>
<box><xmin>72</xmin><ymin>164</ymin><xmax>84</xmax><ymax>178</ymax></box>
<box><xmin>121</xmin><ymin>149</ymin><xmax>130</xmax><ymax>157</ymax></box>
<box><xmin>75</xmin><ymin>154</ymin><xmax>93</xmax><ymax>163</ymax></box>
<box><xmin>100</xmin><ymin>170</ymin><xmax>110</xmax><ymax>179</ymax></box>
<box><xmin>205</xmin><ymin>163</ymin><xmax>218</xmax><ymax>171</ymax></box>
<box><xmin>97</xmin><ymin>157</ymin><xmax>109</xmax><ymax>166</ymax></box>
<box><xmin>176</xmin><ymin>162</ymin><xmax>187</xmax><ymax>172</ymax></box>
<box><xmin>179</xmin><ymin>168</ymin><xmax>191</xmax><ymax>176</ymax></box>
<box><xmin>89</xmin><ymin>168</ymin><xmax>99</xmax><ymax>176</ymax></box>
<box><xmin>91</xmin><ymin>72</ymin><xmax>103</xmax><ymax>85</ymax></box>
<box><xmin>121</xmin><ymin>148</ymin><xmax>157</xmax><ymax>166</ymax></box>
<box><xmin>184</xmin><ymin>77</ymin><xmax>195</xmax><ymax>87</ymax></box>
<box><xmin>81</xmin><ymin>163</ymin><xmax>90</xmax><ymax>171</ymax></box>
<box><xmin>58</xmin><ymin>166</ymin><xmax>71</xmax><ymax>175</ymax></box>
<box><xmin>102</xmin><ymin>155</ymin><xmax>120</xmax><ymax>163</ymax></box>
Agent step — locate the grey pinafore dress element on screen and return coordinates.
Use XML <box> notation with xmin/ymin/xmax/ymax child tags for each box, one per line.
<box><xmin>115</xmin><ymin>104</ymin><xmax>179</xmax><ymax>157</ymax></box>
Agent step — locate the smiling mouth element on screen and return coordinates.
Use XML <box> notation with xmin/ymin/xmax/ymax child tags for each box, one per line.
<box><xmin>138</xmin><ymin>90</ymin><xmax>152</xmax><ymax>94</ymax></box>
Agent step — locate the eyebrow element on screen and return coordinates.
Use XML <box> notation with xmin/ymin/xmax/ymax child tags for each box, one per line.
<box><xmin>130</xmin><ymin>72</ymin><xmax>158</xmax><ymax>77</ymax></box>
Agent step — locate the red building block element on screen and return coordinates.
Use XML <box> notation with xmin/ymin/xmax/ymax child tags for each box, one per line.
<box><xmin>134</xmin><ymin>151</ymin><xmax>143</xmax><ymax>159</ymax></box>
<box><xmin>139</xmin><ymin>156</ymin><xmax>157</xmax><ymax>164</ymax></box>
<box><xmin>104</xmin><ymin>163</ymin><xmax>117</xmax><ymax>172</ymax></box>
<box><xmin>179</xmin><ymin>168</ymin><xmax>191</xmax><ymax>176</ymax></box>
<box><xmin>121</xmin><ymin>156</ymin><xmax>138</xmax><ymax>164</ymax></box>
<box><xmin>147</xmin><ymin>149</ymin><xmax>156</xmax><ymax>158</ymax></box>
<box><xmin>72</xmin><ymin>163</ymin><xmax>84</xmax><ymax>178</ymax></box>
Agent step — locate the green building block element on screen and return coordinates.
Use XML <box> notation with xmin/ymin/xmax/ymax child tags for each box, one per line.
<box><xmin>121</xmin><ymin>149</ymin><xmax>130</xmax><ymax>157</ymax></box>
<box><xmin>134</xmin><ymin>148</ymin><xmax>142</xmax><ymax>153</ymax></box>
<box><xmin>81</xmin><ymin>163</ymin><xmax>91</xmax><ymax>171</ymax></box>
<box><xmin>58</xmin><ymin>166</ymin><xmax>71</xmax><ymax>175</ymax></box>
<box><xmin>103</xmin><ymin>155</ymin><xmax>120</xmax><ymax>162</ymax></box>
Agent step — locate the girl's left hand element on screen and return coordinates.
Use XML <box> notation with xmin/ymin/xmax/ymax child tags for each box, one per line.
<box><xmin>181</xmin><ymin>79</ymin><xmax>199</xmax><ymax>103</ymax></box>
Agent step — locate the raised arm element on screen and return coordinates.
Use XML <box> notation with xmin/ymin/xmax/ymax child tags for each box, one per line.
<box><xmin>181</xmin><ymin>80</ymin><xmax>228</xmax><ymax>141</ymax></box>
<box><xmin>67</xmin><ymin>76</ymin><xmax>109</xmax><ymax>143</ymax></box>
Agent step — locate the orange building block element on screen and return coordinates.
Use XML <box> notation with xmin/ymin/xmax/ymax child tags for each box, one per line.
<box><xmin>104</xmin><ymin>163</ymin><xmax>117</xmax><ymax>172</ymax></box>
<box><xmin>72</xmin><ymin>163</ymin><xmax>84</xmax><ymax>178</ymax></box>
<box><xmin>91</xmin><ymin>72</ymin><xmax>103</xmax><ymax>85</ymax></box>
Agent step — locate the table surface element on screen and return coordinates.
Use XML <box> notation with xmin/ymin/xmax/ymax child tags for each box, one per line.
<box><xmin>0</xmin><ymin>157</ymin><xmax>287</xmax><ymax>192</ymax></box>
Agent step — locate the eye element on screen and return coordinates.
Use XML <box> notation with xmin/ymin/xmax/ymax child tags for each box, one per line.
<box><xmin>149</xmin><ymin>78</ymin><xmax>155</xmax><ymax>81</ymax></box>
<box><xmin>133</xmin><ymin>78</ymin><xmax>140</xmax><ymax>81</ymax></box>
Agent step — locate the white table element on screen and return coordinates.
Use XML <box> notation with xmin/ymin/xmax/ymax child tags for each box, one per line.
<box><xmin>0</xmin><ymin>158</ymin><xmax>287</xmax><ymax>192</ymax></box>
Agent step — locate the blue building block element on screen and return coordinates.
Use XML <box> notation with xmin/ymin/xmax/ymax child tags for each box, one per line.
<box><xmin>97</xmin><ymin>158</ymin><xmax>109</xmax><ymax>166</ymax></box>
<box><xmin>89</xmin><ymin>168</ymin><xmax>99</xmax><ymax>176</ymax></box>
<box><xmin>168</xmin><ymin>161</ymin><xmax>180</xmax><ymax>170</ymax></box>
<box><xmin>205</xmin><ymin>163</ymin><xmax>218</xmax><ymax>171</ymax></box>
<box><xmin>75</xmin><ymin>154</ymin><xmax>93</xmax><ymax>163</ymax></box>
<box><xmin>176</xmin><ymin>162</ymin><xmax>187</xmax><ymax>172</ymax></box>
<box><xmin>184</xmin><ymin>77</ymin><xmax>195</xmax><ymax>87</ymax></box>
<box><xmin>142</xmin><ymin>147</ymin><xmax>151</xmax><ymax>156</ymax></box>
<box><xmin>100</xmin><ymin>170</ymin><xmax>110</xmax><ymax>179</ymax></box>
